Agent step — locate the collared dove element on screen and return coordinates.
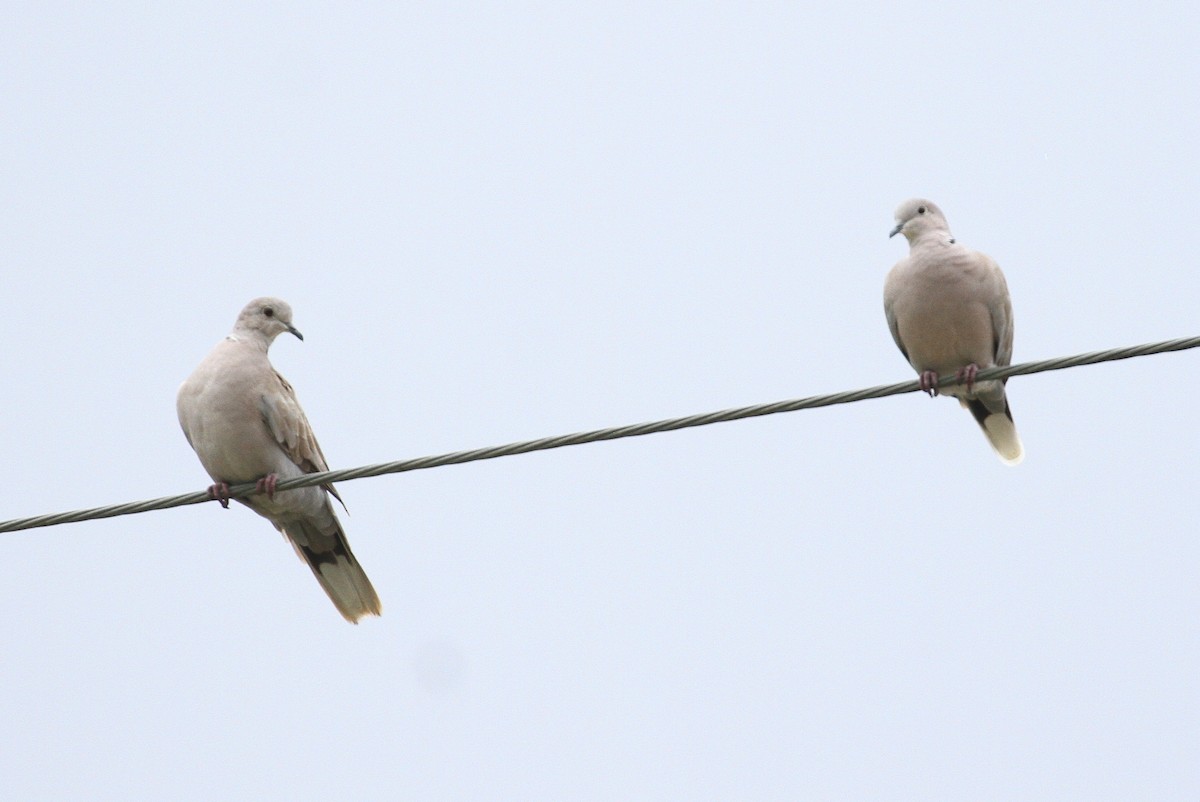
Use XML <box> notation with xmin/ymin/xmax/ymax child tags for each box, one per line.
<box><xmin>884</xmin><ymin>199</ymin><xmax>1024</xmax><ymax>465</ymax></box>
<box><xmin>177</xmin><ymin>297</ymin><xmax>382</xmax><ymax>622</ymax></box>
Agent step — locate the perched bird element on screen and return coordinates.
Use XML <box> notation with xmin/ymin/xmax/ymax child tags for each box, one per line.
<box><xmin>177</xmin><ymin>298</ymin><xmax>382</xmax><ymax>622</ymax></box>
<box><xmin>884</xmin><ymin>199</ymin><xmax>1024</xmax><ymax>465</ymax></box>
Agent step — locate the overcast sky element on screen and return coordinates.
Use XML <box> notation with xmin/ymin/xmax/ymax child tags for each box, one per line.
<box><xmin>2</xmin><ymin>3</ymin><xmax>1198</xmax><ymax>800</ymax></box>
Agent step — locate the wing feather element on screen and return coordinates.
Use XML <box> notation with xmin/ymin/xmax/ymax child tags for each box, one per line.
<box><xmin>259</xmin><ymin>370</ymin><xmax>345</xmax><ymax>505</ymax></box>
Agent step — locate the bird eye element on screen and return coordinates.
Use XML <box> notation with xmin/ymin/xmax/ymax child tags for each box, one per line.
<box><xmin>918</xmin><ymin>206</ymin><xmax>927</xmax><ymax>214</ymax></box>
<box><xmin>263</xmin><ymin>307</ymin><xmax>275</xmax><ymax>318</ymax></box>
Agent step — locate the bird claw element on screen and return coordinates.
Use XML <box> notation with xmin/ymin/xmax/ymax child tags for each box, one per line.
<box><xmin>255</xmin><ymin>473</ymin><xmax>279</xmax><ymax>500</ymax></box>
<box><xmin>955</xmin><ymin>363</ymin><xmax>979</xmax><ymax>393</ymax></box>
<box><xmin>207</xmin><ymin>482</ymin><xmax>231</xmax><ymax>509</ymax></box>
<box><xmin>206</xmin><ymin>475</ymin><xmax>279</xmax><ymax>506</ymax></box>
<box><xmin>918</xmin><ymin>370</ymin><xmax>940</xmax><ymax>397</ymax></box>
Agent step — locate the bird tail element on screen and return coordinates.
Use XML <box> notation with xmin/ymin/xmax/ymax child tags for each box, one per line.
<box><xmin>961</xmin><ymin>396</ymin><xmax>1025</xmax><ymax>466</ymax></box>
<box><xmin>279</xmin><ymin>516</ymin><xmax>382</xmax><ymax>623</ymax></box>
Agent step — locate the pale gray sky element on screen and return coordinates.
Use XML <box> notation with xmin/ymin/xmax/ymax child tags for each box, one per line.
<box><xmin>2</xmin><ymin>3</ymin><xmax>1198</xmax><ymax>800</ymax></box>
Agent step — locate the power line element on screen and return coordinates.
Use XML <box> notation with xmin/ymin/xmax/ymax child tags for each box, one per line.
<box><xmin>3</xmin><ymin>333</ymin><xmax>1198</xmax><ymax>535</ymax></box>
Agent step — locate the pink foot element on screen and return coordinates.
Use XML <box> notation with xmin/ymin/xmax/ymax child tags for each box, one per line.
<box><xmin>955</xmin><ymin>363</ymin><xmax>979</xmax><ymax>393</ymax></box>
<box><xmin>918</xmin><ymin>370</ymin><xmax>940</xmax><ymax>397</ymax></box>
<box><xmin>255</xmin><ymin>473</ymin><xmax>279</xmax><ymax>500</ymax></box>
<box><xmin>207</xmin><ymin>482</ymin><xmax>231</xmax><ymax>509</ymax></box>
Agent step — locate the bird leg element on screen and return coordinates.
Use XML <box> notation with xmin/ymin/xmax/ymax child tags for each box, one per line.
<box><xmin>955</xmin><ymin>363</ymin><xmax>979</xmax><ymax>393</ymax></box>
<box><xmin>918</xmin><ymin>370</ymin><xmax>940</xmax><ymax>397</ymax></box>
<box><xmin>206</xmin><ymin>482</ymin><xmax>231</xmax><ymax>509</ymax></box>
<box><xmin>255</xmin><ymin>473</ymin><xmax>279</xmax><ymax>500</ymax></box>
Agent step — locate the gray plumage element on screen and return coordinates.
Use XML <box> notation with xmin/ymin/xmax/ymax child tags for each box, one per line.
<box><xmin>177</xmin><ymin>297</ymin><xmax>382</xmax><ymax>622</ymax></box>
<box><xmin>884</xmin><ymin>199</ymin><xmax>1024</xmax><ymax>465</ymax></box>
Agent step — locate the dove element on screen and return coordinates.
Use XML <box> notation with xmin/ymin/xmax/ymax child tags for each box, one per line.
<box><xmin>884</xmin><ymin>199</ymin><xmax>1024</xmax><ymax>465</ymax></box>
<box><xmin>177</xmin><ymin>297</ymin><xmax>382</xmax><ymax>621</ymax></box>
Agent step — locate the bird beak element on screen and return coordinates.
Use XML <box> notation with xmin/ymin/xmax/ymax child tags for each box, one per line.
<box><xmin>889</xmin><ymin>222</ymin><xmax>904</xmax><ymax>238</ymax></box>
<box><xmin>288</xmin><ymin>325</ymin><xmax>304</xmax><ymax>341</ymax></box>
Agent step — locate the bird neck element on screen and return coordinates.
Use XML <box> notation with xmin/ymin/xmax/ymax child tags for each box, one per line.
<box><xmin>226</xmin><ymin>329</ymin><xmax>274</xmax><ymax>353</ymax></box>
<box><xmin>909</xmin><ymin>230</ymin><xmax>955</xmax><ymax>249</ymax></box>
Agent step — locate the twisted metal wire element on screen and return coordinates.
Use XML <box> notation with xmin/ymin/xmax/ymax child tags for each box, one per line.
<box><xmin>3</xmin><ymin>333</ymin><xmax>1198</xmax><ymax>534</ymax></box>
